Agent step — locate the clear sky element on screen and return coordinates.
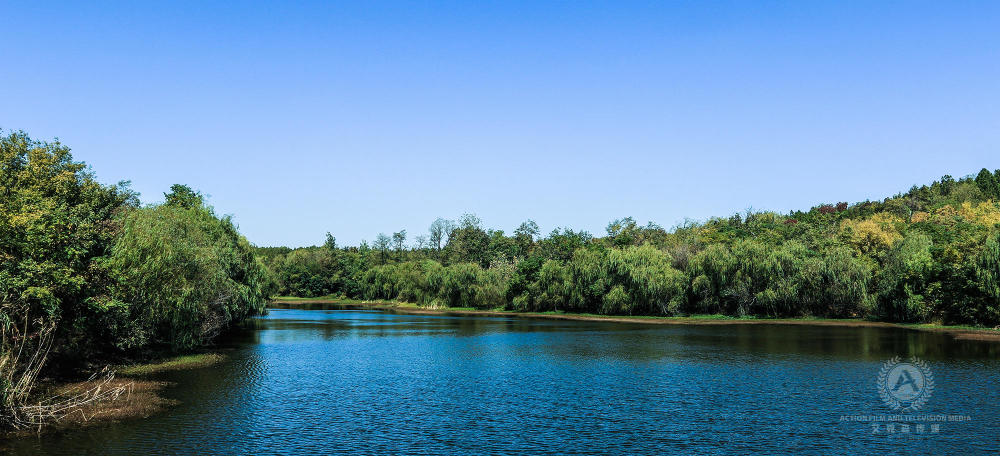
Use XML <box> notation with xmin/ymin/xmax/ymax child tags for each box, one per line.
<box><xmin>2</xmin><ymin>1</ymin><xmax>998</xmax><ymax>247</ymax></box>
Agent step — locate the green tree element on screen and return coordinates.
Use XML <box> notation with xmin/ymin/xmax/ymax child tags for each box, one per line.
<box><xmin>606</xmin><ymin>217</ymin><xmax>639</xmax><ymax>247</ymax></box>
<box><xmin>445</xmin><ymin>214</ymin><xmax>491</xmax><ymax>267</ymax></box>
<box><xmin>535</xmin><ymin>260</ymin><xmax>570</xmax><ymax>311</ymax></box>
<box><xmin>567</xmin><ymin>248</ymin><xmax>610</xmax><ymax>313</ymax></box>
<box><xmin>797</xmin><ymin>247</ymin><xmax>873</xmax><ymax>317</ymax></box>
<box><xmin>103</xmin><ymin>203</ymin><xmax>268</xmax><ymax>351</ymax></box>
<box><xmin>392</xmin><ymin>230</ymin><xmax>407</xmax><ymax>259</ymax></box>
<box><xmin>875</xmin><ymin>233</ymin><xmax>934</xmax><ymax>322</ymax></box>
<box><xmin>164</xmin><ymin>184</ymin><xmax>204</xmax><ymax>209</ymax></box>
<box><xmin>428</xmin><ymin>218</ymin><xmax>454</xmax><ymax>255</ymax></box>
<box><xmin>374</xmin><ymin>233</ymin><xmax>391</xmax><ymax>265</ymax></box>
<box><xmin>973</xmin><ymin>233</ymin><xmax>1000</xmax><ymax>326</ymax></box>
<box><xmin>0</xmin><ymin>131</ymin><xmax>137</xmax><ymax>426</ymax></box>
<box><xmin>606</xmin><ymin>245</ymin><xmax>685</xmax><ymax>315</ymax></box>
<box><xmin>975</xmin><ymin>168</ymin><xmax>1000</xmax><ymax>200</ymax></box>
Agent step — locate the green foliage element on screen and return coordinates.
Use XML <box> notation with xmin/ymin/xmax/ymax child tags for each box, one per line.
<box><xmin>687</xmin><ymin>244</ymin><xmax>738</xmax><ymax>314</ymax></box>
<box><xmin>567</xmin><ymin>248</ymin><xmax>611</xmax><ymax>312</ymax></box>
<box><xmin>269</xmin><ymin>167</ymin><xmax>1000</xmax><ymax>328</ymax></box>
<box><xmin>277</xmin><ymin>248</ymin><xmax>340</xmax><ymax>297</ymax></box>
<box><xmin>874</xmin><ymin>233</ymin><xmax>934</xmax><ymax>322</ymax></box>
<box><xmin>972</xmin><ymin>233</ymin><xmax>1000</xmax><ymax>325</ymax></box>
<box><xmin>975</xmin><ymin>168</ymin><xmax>1000</xmax><ymax>200</ymax></box>
<box><xmin>444</xmin><ymin>218</ymin><xmax>491</xmax><ymax>267</ymax></box>
<box><xmin>605</xmin><ymin>245</ymin><xmax>684</xmax><ymax>315</ymax></box>
<box><xmin>798</xmin><ymin>247</ymin><xmax>873</xmax><ymax>317</ymax></box>
<box><xmin>534</xmin><ymin>260</ymin><xmax>570</xmax><ymax>311</ymax></box>
<box><xmin>164</xmin><ymin>184</ymin><xmax>204</xmax><ymax>209</ymax></box>
<box><xmin>1</xmin><ymin>131</ymin><xmax>138</xmax><ymax>423</ymax></box>
<box><xmin>1</xmin><ymin>131</ymin><xmax>268</xmax><ymax>428</ymax></box>
<box><xmin>438</xmin><ymin>263</ymin><xmax>482</xmax><ymax>308</ymax></box>
<box><xmin>104</xmin><ymin>204</ymin><xmax>268</xmax><ymax>351</ymax></box>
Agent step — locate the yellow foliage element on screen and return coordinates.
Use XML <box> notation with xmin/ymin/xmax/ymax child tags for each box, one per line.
<box><xmin>917</xmin><ymin>201</ymin><xmax>1000</xmax><ymax>227</ymax></box>
<box><xmin>957</xmin><ymin>201</ymin><xmax>1000</xmax><ymax>226</ymax></box>
<box><xmin>839</xmin><ymin>213</ymin><xmax>903</xmax><ymax>254</ymax></box>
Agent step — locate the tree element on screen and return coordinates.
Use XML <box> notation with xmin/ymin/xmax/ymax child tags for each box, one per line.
<box><xmin>606</xmin><ymin>217</ymin><xmax>639</xmax><ymax>247</ymax></box>
<box><xmin>392</xmin><ymin>230</ymin><xmax>407</xmax><ymax>259</ymax></box>
<box><xmin>537</xmin><ymin>228</ymin><xmax>592</xmax><ymax>262</ymax></box>
<box><xmin>567</xmin><ymin>248</ymin><xmax>610</xmax><ymax>313</ymax></box>
<box><xmin>459</xmin><ymin>213</ymin><xmax>482</xmax><ymax>229</ymax></box>
<box><xmin>875</xmin><ymin>233</ymin><xmax>934</xmax><ymax>322</ymax></box>
<box><xmin>164</xmin><ymin>184</ymin><xmax>204</xmax><ymax>209</ymax></box>
<box><xmin>445</xmin><ymin>219</ymin><xmax>491</xmax><ymax>267</ymax></box>
<box><xmin>257</xmin><ymin>164</ymin><xmax>1000</xmax><ymax>328</ymax></box>
<box><xmin>0</xmin><ymin>131</ymin><xmax>138</xmax><ymax>426</ymax></box>
<box><xmin>798</xmin><ymin>247</ymin><xmax>873</xmax><ymax>318</ymax></box>
<box><xmin>606</xmin><ymin>245</ymin><xmax>685</xmax><ymax>315</ymax></box>
<box><xmin>515</xmin><ymin>220</ymin><xmax>540</xmax><ymax>240</ymax></box>
<box><xmin>839</xmin><ymin>214</ymin><xmax>902</xmax><ymax>256</ymax></box>
<box><xmin>939</xmin><ymin>175</ymin><xmax>955</xmax><ymax>196</ymax></box>
<box><xmin>975</xmin><ymin>168</ymin><xmax>999</xmax><ymax>200</ymax></box>
<box><xmin>429</xmin><ymin>218</ymin><xmax>454</xmax><ymax>253</ymax></box>
<box><xmin>106</xmin><ymin>203</ymin><xmax>269</xmax><ymax>350</ymax></box>
<box><xmin>973</xmin><ymin>233</ymin><xmax>1000</xmax><ymax>326</ymax></box>
<box><xmin>535</xmin><ymin>260</ymin><xmax>569</xmax><ymax>311</ymax></box>
<box><xmin>374</xmin><ymin>233</ymin><xmax>391</xmax><ymax>265</ymax></box>
<box><xmin>276</xmin><ymin>248</ymin><xmax>339</xmax><ymax>297</ymax></box>
<box><xmin>514</xmin><ymin>220</ymin><xmax>540</xmax><ymax>257</ymax></box>
<box><xmin>439</xmin><ymin>263</ymin><xmax>482</xmax><ymax>307</ymax></box>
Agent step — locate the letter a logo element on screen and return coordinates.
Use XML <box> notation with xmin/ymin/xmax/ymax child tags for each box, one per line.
<box><xmin>892</xmin><ymin>369</ymin><xmax>920</xmax><ymax>393</ymax></box>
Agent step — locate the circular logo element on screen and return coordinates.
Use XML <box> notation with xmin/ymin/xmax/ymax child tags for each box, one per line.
<box><xmin>878</xmin><ymin>357</ymin><xmax>934</xmax><ymax>411</ymax></box>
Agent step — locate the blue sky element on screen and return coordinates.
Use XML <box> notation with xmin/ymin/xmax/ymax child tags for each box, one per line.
<box><xmin>2</xmin><ymin>1</ymin><xmax>998</xmax><ymax>247</ymax></box>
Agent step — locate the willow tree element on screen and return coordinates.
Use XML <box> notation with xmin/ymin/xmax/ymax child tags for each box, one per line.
<box><xmin>974</xmin><ymin>233</ymin><xmax>1000</xmax><ymax>326</ymax></box>
<box><xmin>605</xmin><ymin>245</ymin><xmax>684</xmax><ymax>315</ymax></box>
<box><xmin>104</xmin><ymin>200</ymin><xmax>269</xmax><ymax>351</ymax></box>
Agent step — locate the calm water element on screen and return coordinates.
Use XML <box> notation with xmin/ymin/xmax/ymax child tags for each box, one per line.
<box><xmin>6</xmin><ymin>305</ymin><xmax>1000</xmax><ymax>455</ymax></box>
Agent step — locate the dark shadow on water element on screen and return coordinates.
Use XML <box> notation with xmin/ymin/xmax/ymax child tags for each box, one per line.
<box><xmin>7</xmin><ymin>306</ymin><xmax>1000</xmax><ymax>455</ymax></box>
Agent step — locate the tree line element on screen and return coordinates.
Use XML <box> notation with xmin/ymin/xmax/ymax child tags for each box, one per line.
<box><xmin>5</xmin><ymin>127</ymin><xmax>1000</xmax><ymax>429</ymax></box>
<box><xmin>262</xmin><ymin>170</ymin><xmax>1000</xmax><ymax>328</ymax></box>
<box><xmin>0</xmin><ymin>131</ymin><xmax>268</xmax><ymax>428</ymax></box>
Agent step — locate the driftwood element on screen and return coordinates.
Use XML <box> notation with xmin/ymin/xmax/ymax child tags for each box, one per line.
<box><xmin>2</xmin><ymin>315</ymin><xmax>131</xmax><ymax>431</ymax></box>
<box><xmin>14</xmin><ymin>368</ymin><xmax>131</xmax><ymax>430</ymax></box>
<box><xmin>1</xmin><ymin>316</ymin><xmax>55</xmax><ymax>429</ymax></box>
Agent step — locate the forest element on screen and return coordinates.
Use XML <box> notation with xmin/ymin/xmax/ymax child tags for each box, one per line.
<box><xmin>4</xmin><ymin>128</ymin><xmax>1000</xmax><ymax>430</ymax></box>
<box><xmin>263</xmin><ymin>173</ymin><xmax>1000</xmax><ymax>328</ymax></box>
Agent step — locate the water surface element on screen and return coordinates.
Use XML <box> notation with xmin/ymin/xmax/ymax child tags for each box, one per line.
<box><xmin>7</xmin><ymin>306</ymin><xmax>1000</xmax><ymax>454</ymax></box>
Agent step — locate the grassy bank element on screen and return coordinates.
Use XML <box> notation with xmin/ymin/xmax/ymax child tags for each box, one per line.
<box><xmin>2</xmin><ymin>353</ymin><xmax>226</xmax><ymax>439</ymax></box>
<box><xmin>269</xmin><ymin>297</ymin><xmax>1000</xmax><ymax>342</ymax></box>
<box><xmin>116</xmin><ymin>353</ymin><xmax>226</xmax><ymax>376</ymax></box>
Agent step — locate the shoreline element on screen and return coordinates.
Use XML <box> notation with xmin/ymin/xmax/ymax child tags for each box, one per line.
<box><xmin>270</xmin><ymin>298</ymin><xmax>1000</xmax><ymax>343</ymax></box>
<box><xmin>1</xmin><ymin>353</ymin><xmax>226</xmax><ymax>440</ymax></box>
<box><xmin>9</xmin><ymin>298</ymin><xmax>998</xmax><ymax>441</ymax></box>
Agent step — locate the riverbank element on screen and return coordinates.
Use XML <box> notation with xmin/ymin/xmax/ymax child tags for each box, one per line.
<box><xmin>2</xmin><ymin>353</ymin><xmax>226</xmax><ymax>440</ymax></box>
<box><xmin>270</xmin><ymin>297</ymin><xmax>1000</xmax><ymax>343</ymax></box>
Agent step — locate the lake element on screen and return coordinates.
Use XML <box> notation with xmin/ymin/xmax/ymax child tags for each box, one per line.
<box><xmin>7</xmin><ymin>305</ymin><xmax>1000</xmax><ymax>455</ymax></box>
